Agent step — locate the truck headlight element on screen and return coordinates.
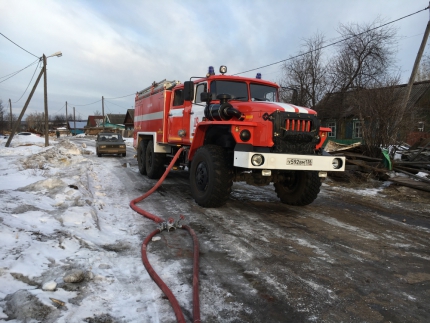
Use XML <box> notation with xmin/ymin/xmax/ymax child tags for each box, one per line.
<box><xmin>332</xmin><ymin>158</ymin><xmax>343</xmax><ymax>169</ymax></box>
<box><xmin>100</xmin><ymin>145</ymin><xmax>106</xmax><ymax>148</ymax></box>
<box><xmin>251</xmin><ymin>154</ymin><xmax>264</xmax><ymax>166</ymax></box>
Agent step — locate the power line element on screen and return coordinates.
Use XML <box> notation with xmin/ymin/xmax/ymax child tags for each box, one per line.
<box><xmin>0</xmin><ymin>32</ymin><xmax>39</xmax><ymax>58</ymax></box>
<box><xmin>234</xmin><ymin>6</ymin><xmax>430</xmax><ymax>76</ymax></box>
<box><xmin>68</xmin><ymin>92</ymin><xmax>134</xmax><ymax>107</ymax></box>
<box><xmin>70</xmin><ymin>99</ymin><xmax>102</xmax><ymax>106</ymax></box>
<box><xmin>13</xmin><ymin>60</ymin><xmax>41</xmax><ymax>103</ymax></box>
<box><xmin>0</xmin><ymin>58</ymin><xmax>40</xmax><ymax>83</ymax></box>
<box><xmin>104</xmin><ymin>99</ymin><xmax>129</xmax><ymax>110</ymax></box>
<box><xmin>105</xmin><ymin>93</ymin><xmax>135</xmax><ymax>99</ymax></box>
<box><xmin>52</xmin><ymin>103</ymin><xmax>66</xmax><ymax>115</ymax></box>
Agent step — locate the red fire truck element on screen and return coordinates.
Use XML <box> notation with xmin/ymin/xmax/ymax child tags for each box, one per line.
<box><xmin>133</xmin><ymin>66</ymin><xmax>345</xmax><ymax>207</ymax></box>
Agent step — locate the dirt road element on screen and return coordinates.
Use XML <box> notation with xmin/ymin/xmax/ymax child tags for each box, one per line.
<box><xmin>69</xmin><ymin>136</ymin><xmax>429</xmax><ymax>322</ymax></box>
<box><xmin>134</xmin><ymin>167</ymin><xmax>430</xmax><ymax>322</ymax></box>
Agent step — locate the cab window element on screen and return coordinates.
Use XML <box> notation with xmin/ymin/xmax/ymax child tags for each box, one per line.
<box><xmin>173</xmin><ymin>89</ymin><xmax>184</xmax><ymax>106</ymax></box>
<box><xmin>195</xmin><ymin>83</ymin><xmax>207</xmax><ymax>103</ymax></box>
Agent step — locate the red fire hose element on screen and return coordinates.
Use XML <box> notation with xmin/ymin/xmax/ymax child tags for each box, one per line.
<box><xmin>130</xmin><ymin>147</ymin><xmax>201</xmax><ymax>323</ymax></box>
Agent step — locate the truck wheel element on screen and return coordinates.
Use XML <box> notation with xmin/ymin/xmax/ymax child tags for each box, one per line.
<box><xmin>137</xmin><ymin>140</ymin><xmax>147</xmax><ymax>175</ymax></box>
<box><xmin>274</xmin><ymin>171</ymin><xmax>321</xmax><ymax>206</ymax></box>
<box><xmin>145</xmin><ymin>140</ymin><xmax>166</xmax><ymax>179</ymax></box>
<box><xmin>190</xmin><ymin>145</ymin><xmax>233</xmax><ymax>208</ymax></box>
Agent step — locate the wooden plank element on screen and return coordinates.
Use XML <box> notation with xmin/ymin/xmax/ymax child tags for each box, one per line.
<box><xmin>389</xmin><ymin>176</ymin><xmax>430</xmax><ymax>192</ymax></box>
<box><xmin>341</xmin><ymin>152</ymin><xmax>383</xmax><ymax>162</ymax></box>
<box><xmin>346</xmin><ymin>159</ymin><xmax>387</xmax><ymax>173</ymax></box>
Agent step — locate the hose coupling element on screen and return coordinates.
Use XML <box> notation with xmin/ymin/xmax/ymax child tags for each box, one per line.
<box><xmin>158</xmin><ymin>215</ymin><xmax>185</xmax><ymax>232</ymax></box>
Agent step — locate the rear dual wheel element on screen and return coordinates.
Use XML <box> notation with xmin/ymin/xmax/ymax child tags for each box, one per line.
<box><xmin>137</xmin><ymin>140</ymin><xmax>148</xmax><ymax>175</ymax></box>
<box><xmin>145</xmin><ymin>140</ymin><xmax>166</xmax><ymax>179</ymax></box>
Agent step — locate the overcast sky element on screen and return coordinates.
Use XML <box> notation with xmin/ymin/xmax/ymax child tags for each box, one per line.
<box><xmin>1</xmin><ymin>0</ymin><xmax>429</xmax><ymax>120</ymax></box>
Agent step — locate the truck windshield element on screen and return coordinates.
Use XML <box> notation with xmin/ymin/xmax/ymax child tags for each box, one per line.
<box><xmin>209</xmin><ymin>81</ymin><xmax>278</xmax><ymax>102</ymax></box>
<box><xmin>250</xmin><ymin>83</ymin><xmax>278</xmax><ymax>102</ymax></box>
<box><xmin>210</xmin><ymin>81</ymin><xmax>248</xmax><ymax>101</ymax></box>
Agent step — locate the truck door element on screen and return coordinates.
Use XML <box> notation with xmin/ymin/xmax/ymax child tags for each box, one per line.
<box><xmin>168</xmin><ymin>88</ymin><xmax>185</xmax><ymax>143</ymax></box>
<box><xmin>189</xmin><ymin>82</ymin><xmax>207</xmax><ymax>142</ymax></box>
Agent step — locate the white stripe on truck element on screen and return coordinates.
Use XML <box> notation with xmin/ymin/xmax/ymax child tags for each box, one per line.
<box><xmin>135</xmin><ymin>111</ymin><xmax>164</xmax><ymax>122</ymax></box>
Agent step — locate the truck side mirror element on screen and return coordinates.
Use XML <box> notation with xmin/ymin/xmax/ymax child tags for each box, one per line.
<box><xmin>183</xmin><ymin>81</ymin><xmax>194</xmax><ymax>101</ymax></box>
<box><xmin>200</xmin><ymin>92</ymin><xmax>213</xmax><ymax>103</ymax></box>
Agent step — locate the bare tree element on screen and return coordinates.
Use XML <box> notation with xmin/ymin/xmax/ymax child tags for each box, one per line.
<box><xmin>4</xmin><ymin>112</ymin><xmax>17</xmax><ymax>131</ymax></box>
<box><xmin>26</xmin><ymin>112</ymin><xmax>48</xmax><ymax>134</ymax></box>
<box><xmin>280</xmin><ymin>33</ymin><xmax>327</xmax><ymax>107</ymax></box>
<box><xmin>351</xmin><ymin>77</ymin><xmax>402</xmax><ymax>157</ymax></box>
<box><xmin>52</xmin><ymin>114</ymin><xmax>67</xmax><ymax>128</ymax></box>
<box><xmin>328</xmin><ymin>19</ymin><xmax>397</xmax><ymax>93</ymax></box>
<box><xmin>93</xmin><ymin>110</ymin><xmax>102</xmax><ymax>116</ymax></box>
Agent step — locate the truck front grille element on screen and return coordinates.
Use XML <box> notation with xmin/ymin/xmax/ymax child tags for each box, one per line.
<box><xmin>285</xmin><ymin>119</ymin><xmax>312</xmax><ymax>132</ymax></box>
<box><xmin>269</xmin><ymin>111</ymin><xmax>320</xmax><ymax>154</ymax></box>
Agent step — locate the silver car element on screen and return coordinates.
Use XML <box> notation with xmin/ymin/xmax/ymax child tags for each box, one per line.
<box><xmin>95</xmin><ymin>133</ymin><xmax>126</xmax><ymax>157</ymax></box>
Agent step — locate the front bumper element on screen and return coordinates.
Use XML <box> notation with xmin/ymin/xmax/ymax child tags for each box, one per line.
<box><xmin>98</xmin><ymin>148</ymin><xmax>126</xmax><ymax>154</ymax></box>
<box><xmin>234</xmin><ymin>151</ymin><xmax>345</xmax><ymax>171</ymax></box>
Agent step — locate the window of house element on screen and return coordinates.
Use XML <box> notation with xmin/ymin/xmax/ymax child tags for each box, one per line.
<box><xmin>353</xmin><ymin>120</ymin><xmax>363</xmax><ymax>138</ymax></box>
<box><xmin>325</xmin><ymin>121</ymin><xmax>336</xmax><ymax>138</ymax></box>
<box><xmin>418</xmin><ymin>121</ymin><xmax>424</xmax><ymax>132</ymax></box>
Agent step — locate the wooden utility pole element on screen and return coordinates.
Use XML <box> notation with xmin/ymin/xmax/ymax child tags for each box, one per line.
<box><xmin>401</xmin><ymin>21</ymin><xmax>430</xmax><ymax>116</ymax></box>
<box><xmin>6</xmin><ymin>62</ymin><xmax>45</xmax><ymax>147</ymax></box>
<box><xmin>43</xmin><ymin>54</ymin><xmax>49</xmax><ymax>147</ymax></box>
<box><xmin>73</xmin><ymin>107</ymin><xmax>76</xmax><ymax>136</ymax></box>
<box><xmin>102</xmin><ymin>96</ymin><xmax>105</xmax><ymax>131</ymax></box>
<box><xmin>65</xmin><ymin>101</ymin><xmax>68</xmax><ymax>134</ymax></box>
<box><xmin>9</xmin><ymin>99</ymin><xmax>12</xmax><ymax>131</ymax></box>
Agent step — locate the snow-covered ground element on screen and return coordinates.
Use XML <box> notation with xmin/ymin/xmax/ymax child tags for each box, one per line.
<box><xmin>0</xmin><ymin>135</ymin><xmax>183</xmax><ymax>322</ymax></box>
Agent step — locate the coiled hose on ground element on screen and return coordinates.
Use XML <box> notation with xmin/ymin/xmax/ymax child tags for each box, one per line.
<box><xmin>130</xmin><ymin>147</ymin><xmax>201</xmax><ymax>323</ymax></box>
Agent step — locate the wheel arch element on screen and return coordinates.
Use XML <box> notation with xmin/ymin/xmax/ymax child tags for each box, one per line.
<box><xmin>188</xmin><ymin>124</ymin><xmax>235</xmax><ymax>160</ymax></box>
<box><xmin>136</xmin><ymin>132</ymin><xmax>169</xmax><ymax>153</ymax></box>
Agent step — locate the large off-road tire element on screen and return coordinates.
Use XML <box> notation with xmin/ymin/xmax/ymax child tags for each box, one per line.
<box><xmin>145</xmin><ymin>140</ymin><xmax>166</xmax><ymax>179</ymax></box>
<box><xmin>137</xmin><ymin>140</ymin><xmax>148</xmax><ymax>175</ymax></box>
<box><xmin>190</xmin><ymin>145</ymin><xmax>234</xmax><ymax>208</ymax></box>
<box><xmin>274</xmin><ymin>171</ymin><xmax>321</xmax><ymax>206</ymax></box>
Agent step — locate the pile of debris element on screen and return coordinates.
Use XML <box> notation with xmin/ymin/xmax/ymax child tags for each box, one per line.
<box><xmin>325</xmin><ymin>139</ymin><xmax>430</xmax><ymax>192</ymax></box>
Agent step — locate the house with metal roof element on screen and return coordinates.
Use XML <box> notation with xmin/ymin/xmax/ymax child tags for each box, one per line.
<box><xmin>87</xmin><ymin>116</ymin><xmax>104</xmax><ymax>128</ymax></box>
<box><xmin>67</xmin><ymin>121</ymin><xmax>87</xmax><ymax>135</ymax></box>
<box><xmin>124</xmin><ymin>109</ymin><xmax>134</xmax><ymax>130</ymax></box>
<box><xmin>316</xmin><ymin>80</ymin><xmax>430</xmax><ymax>145</ymax></box>
<box><xmin>104</xmin><ymin>114</ymin><xmax>126</xmax><ymax>130</ymax></box>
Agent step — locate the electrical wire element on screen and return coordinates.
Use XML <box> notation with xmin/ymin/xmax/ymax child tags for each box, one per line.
<box><xmin>69</xmin><ymin>92</ymin><xmax>134</xmax><ymax>108</ymax></box>
<box><xmin>0</xmin><ymin>32</ymin><xmax>39</xmax><ymax>58</ymax></box>
<box><xmin>52</xmin><ymin>103</ymin><xmax>66</xmax><ymax>115</ymax></box>
<box><xmin>12</xmin><ymin>60</ymin><xmax>41</xmax><ymax>103</ymax></box>
<box><xmin>103</xmin><ymin>101</ymin><xmax>113</xmax><ymax>114</ymax></box>
<box><xmin>69</xmin><ymin>99</ymin><xmax>102</xmax><ymax>107</ymax></box>
<box><xmin>234</xmin><ymin>6</ymin><xmax>430</xmax><ymax>76</ymax></box>
<box><xmin>104</xmin><ymin>99</ymin><xmax>131</xmax><ymax>110</ymax></box>
<box><xmin>0</xmin><ymin>58</ymin><xmax>40</xmax><ymax>83</ymax></box>
<box><xmin>105</xmin><ymin>93</ymin><xmax>135</xmax><ymax>99</ymax></box>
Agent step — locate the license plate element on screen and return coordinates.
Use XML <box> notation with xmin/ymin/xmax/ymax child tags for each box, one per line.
<box><xmin>287</xmin><ymin>158</ymin><xmax>313</xmax><ymax>166</ymax></box>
